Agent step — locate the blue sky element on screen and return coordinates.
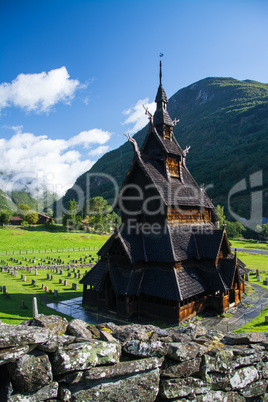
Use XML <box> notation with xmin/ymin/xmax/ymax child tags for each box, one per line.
<box><xmin>0</xmin><ymin>0</ymin><xmax>267</xmax><ymax>196</ymax></box>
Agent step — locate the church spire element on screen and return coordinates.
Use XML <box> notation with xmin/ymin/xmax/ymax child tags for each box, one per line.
<box><xmin>153</xmin><ymin>59</ymin><xmax>174</xmax><ymax>129</ymax></box>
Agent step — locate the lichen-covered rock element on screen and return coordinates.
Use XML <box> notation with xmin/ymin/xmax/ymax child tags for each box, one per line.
<box><xmin>8</xmin><ymin>381</ymin><xmax>58</xmax><ymax>401</ymax></box>
<box><xmin>167</xmin><ymin>342</ymin><xmax>207</xmax><ymax>362</ymax></box>
<box><xmin>25</xmin><ymin>314</ymin><xmax>68</xmax><ymax>335</ymax></box>
<box><xmin>195</xmin><ymin>390</ymin><xmax>245</xmax><ymax>401</ymax></box>
<box><xmin>201</xmin><ymin>349</ymin><xmax>233</xmax><ymax>375</ymax></box>
<box><xmin>239</xmin><ymin>380</ymin><xmax>267</xmax><ymax>398</ymax></box>
<box><xmin>7</xmin><ymin>351</ymin><xmax>53</xmax><ymax>393</ymax></box>
<box><xmin>229</xmin><ymin>365</ymin><xmax>259</xmax><ymax>390</ymax></box>
<box><xmin>58</xmin><ymin>383</ymin><xmax>72</xmax><ymax>401</ymax></box>
<box><xmin>100</xmin><ymin>330</ymin><xmax>119</xmax><ymax>343</ymax></box>
<box><xmin>60</xmin><ymin>356</ymin><xmax>164</xmax><ymax>384</ymax></box>
<box><xmin>161</xmin><ymin>357</ymin><xmax>202</xmax><ymax>378</ymax></box>
<box><xmin>87</xmin><ymin>324</ymin><xmax>101</xmax><ymax>339</ymax></box>
<box><xmin>66</xmin><ymin>319</ymin><xmax>93</xmax><ymax>340</ymax></box>
<box><xmin>37</xmin><ymin>334</ymin><xmax>75</xmax><ymax>353</ymax></box>
<box><xmin>0</xmin><ymin>326</ymin><xmax>49</xmax><ymax>348</ymax></box>
<box><xmin>51</xmin><ymin>341</ymin><xmax>121</xmax><ymax>375</ymax></box>
<box><xmin>159</xmin><ymin>377</ymin><xmax>210</xmax><ymax>399</ymax></box>
<box><xmin>123</xmin><ymin>340</ymin><xmax>165</xmax><ymax>357</ymax></box>
<box><xmin>232</xmin><ymin>351</ymin><xmax>261</xmax><ymax>369</ymax></box>
<box><xmin>222</xmin><ymin>333</ymin><xmax>268</xmax><ymax>345</ymax></box>
<box><xmin>98</xmin><ymin>323</ymin><xmax>152</xmax><ymax>344</ymax></box>
<box><xmin>70</xmin><ymin>368</ymin><xmax>160</xmax><ymax>401</ymax></box>
<box><xmin>0</xmin><ymin>345</ymin><xmax>31</xmax><ymax>366</ymax></box>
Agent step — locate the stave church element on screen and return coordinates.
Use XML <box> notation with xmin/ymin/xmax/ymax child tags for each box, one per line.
<box><xmin>80</xmin><ymin>62</ymin><xmax>246</xmax><ymax>323</ymax></box>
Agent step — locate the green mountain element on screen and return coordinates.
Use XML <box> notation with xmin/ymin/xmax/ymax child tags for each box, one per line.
<box><xmin>0</xmin><ymin>189</ymin><xmax>17</xmax><ymax>211</ymax></box>
<box><xmin>54</xmin><ymin>77</ymin><xmax>268</xmax><ymax>219</ymax></box>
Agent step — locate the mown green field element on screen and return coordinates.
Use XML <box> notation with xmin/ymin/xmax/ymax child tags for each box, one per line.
<box><xmin>0</xmin><ymin>226</ymin><xmax>108</xmax><ymax>252</ymax></box>
<box><xmin>235</xmin><ymin>305</ymin><xmax>268</xmax><ymax>333</ymax></box>
<box><xmin>231</xmin><ymin>239</ymin><xmax>268</xmax><ymax>251</ymax></box>
<box><xmin>236</xmin><ymin>252</ymin><xmax>268</xmax><ymax>271</ymax></box>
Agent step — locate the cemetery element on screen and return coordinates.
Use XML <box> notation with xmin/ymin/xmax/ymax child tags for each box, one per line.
<box><xmin>0</xmin><ymin>263</ymin><xmax>91</xmax><ymax>324</ymax></box>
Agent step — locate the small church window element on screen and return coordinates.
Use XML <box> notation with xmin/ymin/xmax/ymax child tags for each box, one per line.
<box><xmin>163</xmin><ymin>125</ymin><xmax>172</xmax><ymax>140</ymax></box>
<box><xmin>166</xmin><ymin>156</ymin><xmax>179</xmax><ymax>177</ymax></box>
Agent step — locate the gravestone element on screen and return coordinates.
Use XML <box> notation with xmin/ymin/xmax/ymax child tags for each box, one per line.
<box><xmin>64</xmin><ymin>279</ymin><xmax>68</xmax><ymax>286</ymax></box>
<box><xmin>35</xmin><ymin>269</ymin><xmax>38</xmax><ymax>275</ymax></box>
<box><xmin>74</xmin><ymin>272</ymin><xmax>77</xmax><ymax>278</ymax></box>
<box><xmin>68</xmin><ymin>272</ymin><xmax>72</xmax><ymax>277</ymax></box>
<box><xmin>256</xmin><ymin>269</ymin><xmax>260</xmax><ymax>276</ymax></box>
<box><xmin>54</xmin><ymin>289</ymin><xmax>58</xmax><ymax>298</ymax></box>
<box><xmin>78</xmin><ymin>273</ymin><xmax>81</xmax><ymax>279</ymax></box>
<box><xmin>32</xmin><ymin>279</ymin><xmax>36</xmax><ymax>285</ymax></box>
<box><xmin>60</xmin><ymin>269</ymin><xmax>63</xmax><ymax>275</ymax></box>
<box><xmin>59</xmin><ymin>279</ymin><xmax>63</xmax><ymax>284</ymax></box>
<box><xmin>47</xmin><ymin>273</ymin><xmax>50</xmax><ymax>280</ymax></box>
<box><xmin>41</xmin><ymin>283</ymin><xmax>45</xmax><ymax>289</ymax></box>
<box><xmin>23</xmin><ymin>276</ymin><xmax>26</xmax><ymax>282</ymax></box>
<box><xmin>32</xmin><ymin>297</ymin><xmax>38</xmax><ymax>318</ymax></box>
<box><xmin>44</xmin><ymin>286</ymin><xmax>48</xmax><ymax>292</ymax></box>
<box><xmin>257</xmin><ymin>276</ymin><xmax>261</xmax><ymax>282</ymax></box>
<box><xmin>72</xmin><ymin>283</ymin><xmax>78</xmax><ymax>290</ymax></box>
<box><xmin>3</xmin><ymin>286</ymin><xmax>7</xmax><ymax>294</ymax></box>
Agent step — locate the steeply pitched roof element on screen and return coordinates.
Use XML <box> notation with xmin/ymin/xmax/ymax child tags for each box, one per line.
<box><xmin>80</xmin><ymin>260</ymin><xmax>107</xmax><ymax>290</ymax></box>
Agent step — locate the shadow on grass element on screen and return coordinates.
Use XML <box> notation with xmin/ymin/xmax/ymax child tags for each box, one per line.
<box><xmin>0</xmin><ymin>289</ymin><xmax>81</xmax><ymax>323</ymax></box>
<box><xmin>22</xmin><ymin>224</ymin><xmax>65</xmax><ymax>233</ymax></box>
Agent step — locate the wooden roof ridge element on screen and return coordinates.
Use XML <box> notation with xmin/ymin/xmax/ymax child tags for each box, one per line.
<box><xmin>166</xmin><ymin>224</ymin><xmax>178</xmax><ymax>261</ymax></box>
<box><xmin>172</xmin><ymin>266</ymin><xmax>183</xmax><ymax>301</ymax></box>
<box><xmin>216</xmin><ymin>229</ymin><xmax>231</xmax><ymax>261</ymax></box>
<box><xmin>98</xmin><ymin>229</ymin><xmax>132</xmax><ymax>262</ymax></box>
<box><xmin>182</xmin><ymin>163</ymin><xmax>215</xmax><ymax>209</ymax></box>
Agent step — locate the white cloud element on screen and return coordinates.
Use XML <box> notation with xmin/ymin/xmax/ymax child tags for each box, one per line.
<box><xmin>89</xmin><ymin>145</ymin><xmax>110</xmax><ymax>156</ymax></box>
<box><xmin>0</xmin><ymin>67</ymin><xmax>81</xmax><ymax>112</ymax></box>
<box><xmin>0</xmin><ymin>126</ymin><xmax>112</xmax><ymax>197</ymax></box>
<box><xmin>122</xmin><ymin>97</ymin><xmax>156</xmax><ymax>134</ymax></box>
<box><xmin>67</xmin><ymin>129</ymin><xmax>111</xmax><ymax>149</ymax></box>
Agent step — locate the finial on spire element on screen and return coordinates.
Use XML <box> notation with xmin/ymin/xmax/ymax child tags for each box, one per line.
<box><xmin>159</xmin><ymin>53</ymin><xmax>163</xmax><ymax>85</ymax></box>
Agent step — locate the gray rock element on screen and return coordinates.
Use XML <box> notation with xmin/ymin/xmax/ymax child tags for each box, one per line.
<box><xmin>195</xmin><ymin>390</ymin><xmax>245</xmax><ymax>401</ymax></box>
<box><xmin>70</xmin><ymin>368</ymin><xmax>160</xmax><ymax>402</ymax></box>
<box><xmin>161</xmin><ymin>357</ymin><xmax>202</xmax><ymax>378</ymax></box>
<box><xmin>100</xmin><ymin>330</ymin><xmax>119</xmax><ymax>343</ymax></box>
<box><xmin>239</xmin><ymin>380</ymin><xmax>267</xmax><ymax>398</ymax></box>
<box><xmin>123</xmin><ymin>340</ymin><xmax>166</xmax><ymax>357</ymax></box>
<box><xmin>7</xmin><ymin>351</ymin><xmax>53</xmax><ymax>393</ymax></box>
<box><xmin>66</xmin><ymin>319</ymin><xmax>93</xmax><ymax>340</ymax></box>
<box><xmin>58</xmin><ymin>383</ymin><xmax>72</xmax><ymax>401</ymax></box>
<box><xmin>229</xmin><ymin>365</ymin><xmax>259</xmax><ymax>390</ymax></box>
<box><xmin>159</xmin><ymin>377</ymin><xmax>210</xmax><ymax>399</ymax></box>
<box><xmin>0</xmin><ymin>345</ymin><xmax>32</xmax><ymax>366</ymax></box>
<box><xmin>37</xmin><ymin>334</ymin><xmax>76</xmax><ymax>352</ymax></box>
<box><xmin>167</xmin><ymin>342</ymin><xmax>207</xmax><ymax>362</ymax></box>
<box><xmin>87</xmin><ymin>324</ymin><xmax>100</xmax><ymax>339</ymax></box>
<box><xmin>51</xmin><ymin>341</ymin><xmax>121</xmax><ymax>375</ymax></box>
<box><xmin>60</xmin><ymin>356</ymin><xmax>164</xmax><ymax>385</ymax></box>
<box><xmin>26</xmin><ymin>314</ymin><xmax>68</xmax><ymax>335</ymax></box>
<box><xmin>201</xmin><ymin>349</ymin><xmax>234</xmax><ymax>375</ymax></box>
<box><xmin>0</xmin><ymin>325</ymin><xmax>49</xmax><ymax>348</ymax></box>
<box><xmin>8</xmin><ymin>381</ymin><xmax>58</xmax><ymax>401</ymax></box>
<box><xmin>222</xmin><ymin>333</ymin><xmax>268</xmax><ymax>345</ymax></box>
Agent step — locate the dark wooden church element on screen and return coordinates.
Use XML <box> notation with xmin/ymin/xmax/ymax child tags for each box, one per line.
<box><xmin>81</xmin><ymin>62</ymin><xmax>245</xmax><ymax>323</ymax></box>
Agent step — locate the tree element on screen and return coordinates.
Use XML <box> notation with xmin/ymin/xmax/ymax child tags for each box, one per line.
<box><xmin>18</xmin><ymin>203</ymin><xmax>31</xmax><ymax>217</ymax></box>
<box><xmin>226</xmin><ymin>221</ymin><xmax>246</xmax><ymax>238</ymax></box>
<box><xmin>215</xmin><ymin>205</ymin><xmax>226</xmax><ymax>228</ymax></box>
<box><xmin>0</xmin><ymin>210</ymin><xmax>12</xmax><ymax>224</ymax></box>
<box><xmin>83</xmin><ymin>197</ymin><xmax>121</xmax><ymax>233</ymax></box>
<box><xmin>45</xmin><ymin>208</ymin><xmax>53</xmax><ymax>217</ymax></box>
<box><xmin>25</xmin><ymin>211</ymin><xmax>38</xmax><ymax>225</ymax></box>
<box><xmin>62</xmin><ymin>199</ymin><xmax>81</xmax><ymax>228</ymax></box>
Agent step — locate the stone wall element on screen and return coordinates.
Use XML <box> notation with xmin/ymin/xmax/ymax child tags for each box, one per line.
<box><xmin>0</xmin><ymin>315</ymin><xmax>267</xmax><ymax>401</ymax></box>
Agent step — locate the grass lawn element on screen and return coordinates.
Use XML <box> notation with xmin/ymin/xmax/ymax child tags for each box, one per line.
<box><xmin>231</xmin><ymin>239</ymin><xmax>268</xmax><ymax>251</ymax></box>
<box><xmin>235</xmin><ymin>305</ymin><xmax>268</xmax><ymax>333</ymax></box>
<box><xmin>0</xmin><ymin>266</ymin><xmax>91</xmax><ymax>324</ymax></box>
<box><xmin>0</xmin><ymin>226</ymin><xmax>108</xmax><ymax>253</ymax></box>
<box><xmin>0</xmin><ymin>226</ymin><xmax>108</xmax><ymax>267</ymax></box>
<box><xmin>236</xmin><ymin>252</ymin><xmax>268</xmax><ymax>271</ymax></box>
